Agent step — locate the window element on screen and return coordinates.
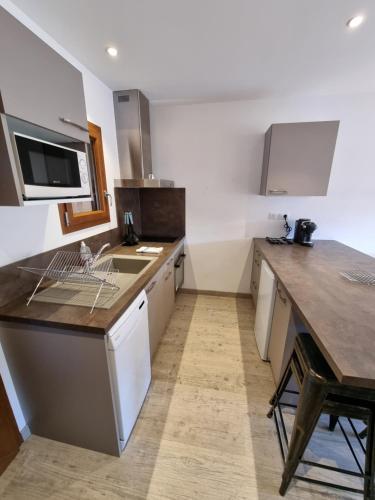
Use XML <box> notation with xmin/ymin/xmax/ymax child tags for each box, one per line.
<box><xmin>58</xmin><ymin>121</ymin><xmax>111</xmax><ymax>234</ymax></box>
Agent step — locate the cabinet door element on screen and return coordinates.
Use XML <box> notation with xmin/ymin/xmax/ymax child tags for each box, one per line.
<box><xmin>268</xmin><ymin>282</ymin><xmax>292</xmax><ymax>384</ymax></box>
<box><xmin>146</xmin><ymin>268</ymin><xmax>164</xmax><ymax>360</ymax></box>
<box><xmin>261</xmin><ymin>121</ymin><xmax>339</xmax><ymax>196</ymax></box>
<box><xmin>146</xmin><ymin>257</ymin><xmax>175</xmax><ymax>360</ymax></box>
<box><xmin>250</xmin><ymin>248</ymin><xmax>262</xmax><ymax>306</ymax></box>
<box><xmin>0</xmin><ymin>7</ymin><xmax>88</xmax><ymax>142</ymax></box>
<box><xmin>0</xmin><ymin>376</ymin><xmax>22</xmax><ymax>475</ymax></box>
<box><xmin>162</xmin><ymin>257</ymin><xmax>175</xmax><ymax>322</ymax></box>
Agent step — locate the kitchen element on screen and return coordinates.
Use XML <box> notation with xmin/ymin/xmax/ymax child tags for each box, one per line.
<box><xmin>0</xmin><ymin>1</ymin><xmax>375</xmax><ymax>499</ymax></box>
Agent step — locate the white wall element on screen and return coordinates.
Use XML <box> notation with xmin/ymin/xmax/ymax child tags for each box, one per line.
<box><xmin>151</xmin><ymin>92</ymin><xmax>375</xmax><ymax>293</ymax></box>
<box><xmin>0</xmin><ymin>1</ymin><xmax>120</xmax><ymax>430</ymax></box>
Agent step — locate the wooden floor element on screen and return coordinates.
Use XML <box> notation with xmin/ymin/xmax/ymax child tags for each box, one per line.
<box><xmin>0</xmin><ymin>293</ymin><xmax>362</xmax><ymax>499</ymax></box>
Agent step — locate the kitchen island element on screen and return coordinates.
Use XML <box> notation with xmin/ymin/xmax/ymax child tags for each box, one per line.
<box><xmin>254</xmin><ymin>238</ymin><xmax>375</xmax><ymax>389</ymax></box>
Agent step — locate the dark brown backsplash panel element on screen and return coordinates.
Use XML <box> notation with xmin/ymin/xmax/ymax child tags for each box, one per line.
<box><xmin>140</xmin><ymin>188</ymin><xmax>185</xmax><ymax>239</ymax></box>
<box><xmin>0</xmin><ymin>228</ymin><xmax>122</xmax><ymax>308</ymax></box>
<box><xmin>115</xmin><ymin>187</ymin><xmax>185</xmax><ymax>242</ymax></box>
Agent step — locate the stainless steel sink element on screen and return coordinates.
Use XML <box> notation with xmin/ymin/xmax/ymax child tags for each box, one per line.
<box><xmin>112</xmin><ymin>257</ymin><xmax>153</xmax><ymax>274</ymax></box>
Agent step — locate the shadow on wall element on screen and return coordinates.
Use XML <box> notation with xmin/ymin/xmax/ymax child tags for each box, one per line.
<box><xmin>182</xmin><ymin>239</ymin><xmax>252</xmax><ymax>294</ymax></box>
<box><xmin>0</xmin><ymin>205</ymin><xmax>50</xmax><ymax>266</ymax></box>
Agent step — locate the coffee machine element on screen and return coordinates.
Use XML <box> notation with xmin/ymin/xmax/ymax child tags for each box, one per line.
<box><xmin>294</xmin><ymin>219</ymin><xmax>317</xmax><ymax>247</ymax></box>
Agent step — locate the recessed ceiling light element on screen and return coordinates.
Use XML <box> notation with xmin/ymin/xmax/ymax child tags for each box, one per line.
<box><xmin>346</xmin><ymin>15</ymin><xmax>364</xmax><ymax>29</ymax></box>
<box><xmin>106</xmin><ymin>46</ymin><xmax>118</xmax><ymax>57</ymax></box>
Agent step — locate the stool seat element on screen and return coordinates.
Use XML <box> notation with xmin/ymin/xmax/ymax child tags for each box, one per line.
<box><xmin>268</xmin><ymin>333</ymin><xmax>375</xmax><ymax>499</ymax></box>
<box><xmin>295</xmin><ymin>333</ymin><xmax>336</xmax><ymax>382</ymax></box>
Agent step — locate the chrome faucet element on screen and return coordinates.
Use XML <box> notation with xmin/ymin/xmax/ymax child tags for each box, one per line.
<box><xmin>91</xmin><ymin>243</ymin><xmax>111</xmax><ymax>266</ymax></box>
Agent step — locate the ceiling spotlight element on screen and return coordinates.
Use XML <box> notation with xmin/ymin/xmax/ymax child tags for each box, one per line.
<box><xmin>346</xmin><ymin>15</ymin><xmax>364</xmax><ymax>29</ymax></box>
<box><xmin>106</xmin><ymin>46</ymin><xmax>118</xmax><ymax>57</ymax></box>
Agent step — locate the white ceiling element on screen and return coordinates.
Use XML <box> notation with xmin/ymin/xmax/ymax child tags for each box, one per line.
<box><xmin>10</xmin><ymin>0</ymin><xmax>375</xmax><ymax>102</ymax></box>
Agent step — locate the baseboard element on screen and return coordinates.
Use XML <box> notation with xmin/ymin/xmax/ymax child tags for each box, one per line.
<box><xmin>20</xmin><ymin>424</ymin><xmax>31</xmax><ymax>441</ymax></box>
<box><xmin>181</xmin><ymin>288</ymin><xmax>251</xmax><ymax>299</ymax></box>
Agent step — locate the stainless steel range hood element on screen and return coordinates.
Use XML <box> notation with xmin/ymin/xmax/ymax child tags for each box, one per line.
<box><xmin>113</xmin><ymin>89</ymin><xmax>174</xmax><ymax>188</ymax></box>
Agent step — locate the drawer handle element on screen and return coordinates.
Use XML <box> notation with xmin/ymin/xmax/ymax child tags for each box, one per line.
<box><xmin>139</xmin><ymin>300</ymin><xmax>145</xmax><ymax>310</ymax></box>
<box><xmin>165</xmin><ymin>271</ymin><xmax>172</xmax><ymax>281</ymax></box>
<box><xmin>277</xmin><ymin>286</ymin><xmax>287</xmax><ymax>304</ymax></box>
<box><xmin>268</xmin><ymin>189</ymin><xmax>288</xmax><ymax>195</ymax></box>
<box><xmin>59</xmin><ymin>117</ymin><xmax>89</xmax><ymax>132</ymax></box>
<box><xmin>174</xmin><ymin>253</ymin><xmax>186</xmax><ymax>268</ymax></box>
<box><xmin>146</xmin><ymin>281</ymin><xmax>156</xmax><ymax>293</ymax></box>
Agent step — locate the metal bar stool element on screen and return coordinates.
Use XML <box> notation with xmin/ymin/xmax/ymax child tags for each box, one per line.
<box><xmin>267</xmin><ymin>333</ymin><xmax>375</xmax><ymax>498</ymax></box>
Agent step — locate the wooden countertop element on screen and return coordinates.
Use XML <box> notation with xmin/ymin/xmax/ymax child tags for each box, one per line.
<box><xmin>0</xmin><ymin>239</ymin><xmax>183</xmax><ymax>335</ymax></box>
<box><xmin>254</xmin><ymin>238</ymin><xmax>375</xmax><ymax>389</ymax></box>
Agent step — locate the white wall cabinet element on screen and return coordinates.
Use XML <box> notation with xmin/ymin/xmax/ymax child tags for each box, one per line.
<box><xmin>260</xmin><ymin>121</ymin><xmax>339</xmax><ymax>196</ymax></box>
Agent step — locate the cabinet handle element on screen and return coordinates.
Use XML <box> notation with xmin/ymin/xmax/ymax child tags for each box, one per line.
<box><xmin>277</xmin><ymin>285</ymin><xmax>287</xmax><ymax>304</ymax></box>
<box><xmin>268</xmin><ymin>189</ymin><xmax>288</xmax><ymax>195</ymax></box>
<box><xmin>146</xmin><ymin>281</ymin><xmax>156</xmax><ymax>293</ymax></box>
<box><xmin>165</xmin><ymin>271</ymin><xmax>172</xmax><ymax>281</ymax></box>
<box><xmin>174</xmin><ymin>253</ymin><xmax>186</xmax><ymax>268</ymax></box>
<box><xmin>59</xmin><ymin>117</ymin><xmax>89</xmax><ymax>132</ymax></box>
<box><xmin>255</xmin><ymin>259</ymin><xmax>260</xmax><ymax>267</ymax></box>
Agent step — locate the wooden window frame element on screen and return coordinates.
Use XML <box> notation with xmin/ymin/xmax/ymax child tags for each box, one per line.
<box><xmin>58</xmin><ymin>121</ymin><xmax>110</xmax><ymax>234</ymax></box>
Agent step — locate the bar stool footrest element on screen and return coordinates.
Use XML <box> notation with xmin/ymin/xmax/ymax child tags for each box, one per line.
<box><xmin>272</xmin><ymin>400</ymin><xmax>367</xmax><ymax>496</ymax></box>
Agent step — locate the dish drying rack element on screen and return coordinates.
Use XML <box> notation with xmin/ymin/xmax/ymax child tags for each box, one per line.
<box><xmin>340</xmin><ymin>270</ymin><xmax>375</xmax><ymax>286</ymax></box>
<box><xmin>19</xmin><ymin>247</ymin><xmax>120</xmax><ymax>313</ymax></box>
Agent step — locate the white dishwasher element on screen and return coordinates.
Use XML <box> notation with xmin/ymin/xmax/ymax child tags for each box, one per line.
<box><xmin>107</xmin><ymin>290</ymin><xmax>151</xmax><ymax>450</ymax></box>
<box><xmin>254</xmin><ymin>260</ymin><xmax>276</xmax><ymax>360</ymax></box>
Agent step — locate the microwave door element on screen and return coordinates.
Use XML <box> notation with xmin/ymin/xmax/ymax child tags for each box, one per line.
<box><xmin>14</xmin><ymin>134</ymin><xmax>89</xmax><ymax>199</ymax></box>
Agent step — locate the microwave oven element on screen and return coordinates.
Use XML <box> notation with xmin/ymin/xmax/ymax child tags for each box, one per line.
<box><xmin>13</xmin><ymin>132</ymin><xmax>91</xmax><ymax>201</ymax></box>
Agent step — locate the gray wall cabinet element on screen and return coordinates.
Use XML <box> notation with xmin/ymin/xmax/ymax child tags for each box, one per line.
<box><xmin>260</xmin><ymin>121</ymin><xmax>339</xmax><ymax>196</ymax></box>
<box><xmin>0</xmin><ymin>6</ymin><xmax>88</xmax><ymax>142</ymax></box>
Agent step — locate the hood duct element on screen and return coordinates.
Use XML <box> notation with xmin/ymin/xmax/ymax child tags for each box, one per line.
<box><xmin>113</xmin><ymin>89</ymin><xmax>174</xmax><ymax>188</ymax></box>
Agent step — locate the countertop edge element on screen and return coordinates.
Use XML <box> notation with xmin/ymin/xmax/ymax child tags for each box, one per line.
<box><xmin>0</xmin><ymin>237</ymin><xmax>185</xmax><ymax>336</ymax></box>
